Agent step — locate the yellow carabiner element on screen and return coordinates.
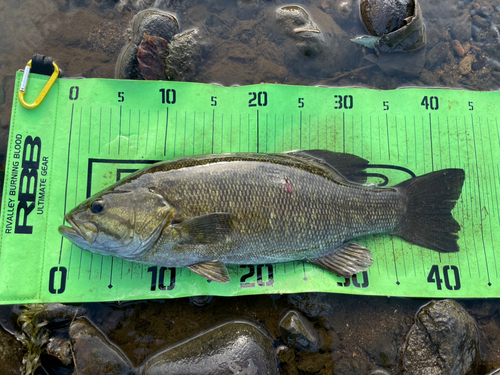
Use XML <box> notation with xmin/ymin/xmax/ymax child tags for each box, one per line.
<box><xmin>18</xmin><ymin>59</ymin><xmax>60</xmax><ymax>110</ymax></box>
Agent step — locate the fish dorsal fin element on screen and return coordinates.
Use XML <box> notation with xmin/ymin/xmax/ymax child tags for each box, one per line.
<box><xmin>287</xmin><ymin>150</ymin><xmax>369</xmax><ymax>184</ymax></box>
<box><xmin>188</xmin><ymin>261</ymin><xmax>230</xmax><ymax>283</ymax></box>
<box><xmin>176</xmin><ymin>213</ymin><xmax>236</xmax><ymax>245</ymax></box>
<box><xmin>309</xmin><ymin>242</ymin><xmax>373</xmax><ymax>278</ymax></box>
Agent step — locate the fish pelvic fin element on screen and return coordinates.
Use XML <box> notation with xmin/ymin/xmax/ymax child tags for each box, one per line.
<box><xmin>188</xmin><ymin>261</ymin><xmax>230</xmax><ymax>283</ymax></box>
<box><xmin>309</xmin><ymin>242</ymin><xmax>373</xmax><ymax>278</ymax></box>
<box><xmin>393</xmin><ymin>168</ymin><xmax>465</xmax><ymax>252</ymax></box>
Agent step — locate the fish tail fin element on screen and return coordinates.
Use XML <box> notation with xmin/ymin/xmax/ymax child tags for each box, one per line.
<box><xmin>393</xmin><ymin>169</ymin><xmax>465</xmax><ymax>252</ymax></box>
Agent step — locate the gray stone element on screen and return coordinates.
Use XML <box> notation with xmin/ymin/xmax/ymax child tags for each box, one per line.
<box><xmin>279</xmin><ymin>310</ymin><xmax>322</xmax><ymax>352</ymax></box>
<box><xmin>0</xmin><ymin>325</ymin><xmax>23</xmax><ymax>375</ymax></box>
<box><xmin>131</xmin><ymin>9</ymin><xmax>179</xmax><ymax>46</ymax></box>
<box><xmin>189</xmin><ymin>295</ymin><xmax>214</xmax><ymax>307</ymax></box>
<box><xmin>165</xmin><ymin>29</ymin><xmax>202</xmax><ymax>81</ymax></box>
<box><xmin>402</xmin><ymin>299</ymin><xmax>480</xmax><ymax>375</ymax></box>
<box><xmin>274</xmin><ymin>5</ymin><xmax>355</xmax><ymax>76</ymax></box>
<box><xmin>138</xmin><ymin>320</ymin><xmax>277</xmax><ymax>375</ymax></box>
<box><xmin>69</xmin><ymin>318</ymin><xmax>134</xmax><ymax>375</ymax></box>
<box><xmin>426</xmin><ymin>41</ymin><xmax>450</xmax><ymax>69</ymax></box>
<box><xmin>449</xmin><ymin>12</ymin><xmax>472</xmax><ymax>42</ymax></box>
<box><xmin>46</xmin><ymin>334</ymin><xmax>72</xmax><ymax>366</ymax></box>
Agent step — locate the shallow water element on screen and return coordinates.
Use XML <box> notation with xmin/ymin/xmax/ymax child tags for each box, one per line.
<box><xmin>0</xmin><ymin>0</ymin><xmax>499</xmax><ymax>373</ymax></box>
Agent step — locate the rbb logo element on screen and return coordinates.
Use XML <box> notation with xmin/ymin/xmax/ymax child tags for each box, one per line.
<box><xmin>15</xmin><ymin>136</ymin><xmax>41</xmax><ymax>234</ymax></box>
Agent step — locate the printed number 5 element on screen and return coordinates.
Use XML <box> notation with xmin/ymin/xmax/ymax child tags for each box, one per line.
<box><xmin>118</xmin><ymin>92</ymin><xmax>124</xmax><ymax>102</ymax></box>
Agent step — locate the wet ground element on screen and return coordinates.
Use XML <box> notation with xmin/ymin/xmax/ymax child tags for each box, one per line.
<box><xmin>0</xmin><ymin>0</ymin><xmax>500</xmax><ymax>373</ymax></box>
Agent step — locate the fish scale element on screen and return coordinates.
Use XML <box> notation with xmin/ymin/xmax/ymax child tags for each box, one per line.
<box><xmin>141</xmin><ymin>158</ymin><xmax>405</xmax><ymax>265</ymax></box>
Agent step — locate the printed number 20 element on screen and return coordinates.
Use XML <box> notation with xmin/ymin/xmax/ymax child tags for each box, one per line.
<box><xmin>248</xmin><ymin>92</ymin><xmax>267</xmax><ymax>107</ymax></box>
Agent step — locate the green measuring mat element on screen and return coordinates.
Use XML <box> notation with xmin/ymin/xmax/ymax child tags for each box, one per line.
<box><xmin>0</xmin><ymin>71</ymin><xmax>499</xmax><ymax>304</ymax></box>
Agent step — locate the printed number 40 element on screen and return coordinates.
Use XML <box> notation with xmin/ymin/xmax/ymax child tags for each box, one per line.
<box><xmin>427</xmin><ymin>265</ymin><xmax>461</xmax><ymax>290</ymax></box>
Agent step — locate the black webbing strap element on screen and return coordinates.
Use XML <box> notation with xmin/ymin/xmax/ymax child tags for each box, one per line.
<box><xmin>30</xmin><ymin>54</ymin><xmax>54</xmax><ymax>76</ymax></box>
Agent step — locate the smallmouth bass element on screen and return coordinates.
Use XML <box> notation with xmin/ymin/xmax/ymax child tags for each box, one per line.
<box><xmin>58</xmin><ymin>150</ymin><xmax>465</xmax><ymax>283</ymax></box>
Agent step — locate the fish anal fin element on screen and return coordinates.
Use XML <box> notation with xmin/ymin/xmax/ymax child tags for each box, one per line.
<box><xmin>287</xmin><ymin>150</ymin><xmax>369</xmax><ymax>184</ymax></box>
<box><xmin>188</xmin><ymin>261</ymin><xmax>231</xmax><ymax>283</ymax></box>
<box><xmin>176</xmin><ymin>213</ymin><xmax>235</xmax><ymax>245</ymax></box>
<box><xmin>310</xmin><ymin>242</ymin><xmax>373</xmax><ymax>278</ymax></box>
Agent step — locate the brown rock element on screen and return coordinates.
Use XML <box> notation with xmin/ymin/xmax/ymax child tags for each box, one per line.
<box><xmin>137</xmin><ymin>32</ymin><xmax>169</xmax><ymax>80</ymax></box>
<box><xmin>452</xmin><ymin>40</ymin><xmax>465</xmax><ymax>57</ymax></box>
<box><xmin>459</xmin><ymin>54</ymin><xmax>476</xmax><ymax>75</ymax></box>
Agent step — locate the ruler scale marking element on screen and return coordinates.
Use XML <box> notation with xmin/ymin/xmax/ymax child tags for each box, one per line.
<box><xmin>2</xmin><ymin>80</ymin><xmax>500</xmax><ymax>302</ymax></box>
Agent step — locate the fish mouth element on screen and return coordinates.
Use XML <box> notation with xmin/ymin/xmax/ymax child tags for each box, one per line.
<box><xmin>58</xmin><ymin>218</ymin><xmax>97</xmax><ymax>244</ymax></box>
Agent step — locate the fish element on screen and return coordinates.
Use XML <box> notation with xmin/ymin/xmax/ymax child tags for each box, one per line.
<box><xmin>58</xmin><ymin>150</ymin><xmax>465</xmax><ymax>283</ymax></box>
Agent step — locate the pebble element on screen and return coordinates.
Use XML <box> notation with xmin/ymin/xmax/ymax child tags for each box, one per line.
<box><xmin>459</xmin><ymin>54</ymin><xmax>476</xmax><ymax>75</ymax></box>
<box><xmin>279</xmin><ymin>310</ymin><xmax>322</xmax><ymax>352</ymax></box>
<box><xmin>452</xmin><ymin>40</ymin><xmax>465</xmax><ymax>56</ymax></box>
<box><xmin>402</xmin><ymin>299</ymin><xmax>480</xmax><ymax>375</ymax></box>
<box><xmin>46</xmin><ymin>334</ymin><xmax>73</xmax><ymax>366</ymax></box>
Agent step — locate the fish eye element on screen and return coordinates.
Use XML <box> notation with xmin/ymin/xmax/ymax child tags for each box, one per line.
<box><xmin>90</xmin><ymin>200</ymin><xmax>104</xmax><ymax>214</ymax></box>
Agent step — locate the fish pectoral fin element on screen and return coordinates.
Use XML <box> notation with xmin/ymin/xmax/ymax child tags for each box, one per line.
<box><xmin>310</xmin><ymin>242</ymin><xmax>373</xmax><ymax>278</ymax></box>
<box><xmin>188</xmin><ymin>261</ymin><xmax>231</xmax><ymax>283</ymax></box>
<box><xmin>286</xmin><ymin>150</ymin><xmax>370</xmax><ymax>184</ymax></box>
<box><xmin>176</xmin><ymin>213</ymin><xmax>236</xmax><ymax>245</ymax></box>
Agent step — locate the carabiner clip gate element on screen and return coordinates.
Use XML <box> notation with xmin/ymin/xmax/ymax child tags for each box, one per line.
<box><xmin>18</xmin><ymin>59</ymin><xmax>59</xmax><ymax>110</ymax></box>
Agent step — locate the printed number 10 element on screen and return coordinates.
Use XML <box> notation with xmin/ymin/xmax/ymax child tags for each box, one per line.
<box><xmin>159</xmin><ymin>88</ymin><xmax>176</xmax><ymax>104</ymax></box>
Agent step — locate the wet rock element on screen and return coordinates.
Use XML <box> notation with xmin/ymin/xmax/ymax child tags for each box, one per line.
<box><xmin>189</xmin><ymin>295</ymin><xmax>214</xmax><ymax>307</ymax></box>
<box><xmin>449</xmin><ymin>12</ymin><xmax>472</xmax><ymax>42</ymax></box>
<box><xmin>138</xmin><ymin>320</ymin><xmax>277</xmax><ymax>375</ymax></box>
<box><xmin>276</xmin><ymin>5</ymin><xmax>326</xmax><ymax>58</ymax></box>
<box><xmin>426</xmin><ymin>41</ymin><xmax>450</xmax><ymax>68</ymax></box>
<box><xmin>401</xmin><ymin>299</ymin><xmax>480</xmax><ymax>375</ymax></box>
<box><xmin>274</xmin><ymin>4</ymin><xmax>356</xmax><ymax>77</ymax></box>
<box><xmin>360</xmin><ymin>0</ymin><xmax>414</xmax><ymax>36</ymax></box>
<box><xmin>279</xmin><ymin>310</ymin><xmax>322</xmax><ymax>352</ymax></box>
<box><xmin>46</xmin><ymin>334</ymin><xmax>73</xmax><ymax>366</ymax></box>
<box><xmin>0</xmin><ymin>325</ymin><xmax>23</xmax><ymax>375</ymax></box>
<box><xmin>137</xmin><ymin>32</ymin><xmax>169</xmax><ymax>80</ymax></box>
<box><xmin>131</xmin><ymin>9</ymin><xmax>179</xmax><ymax>47</ymax></box>
<box><xmin>335</xmin><ymin>0</ymin><xmax>354</xmax><ymax>20</ymax></box>
<box><xmin>452</xmin><ymin>40</ymin><xmax>466</xmax><ymax>56</ymax></box>
<box><xmin>116</xmin><ymin>9</ymin><xmax>179</xmax><ymax>79</ymax></box>
<box><xmin>459</xmin><ymin>54</ymin><xmax>476</xmax><ymax>75</ymax></box>
<box><xmin>69</xmin><ymin>318</ymin><xmax>134</xmax><ymax>375</ymax></box>
<box><xmin>165</xmin><ymin>29</ymin><xmax>201</xmax><ymax>81</ymax></box>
